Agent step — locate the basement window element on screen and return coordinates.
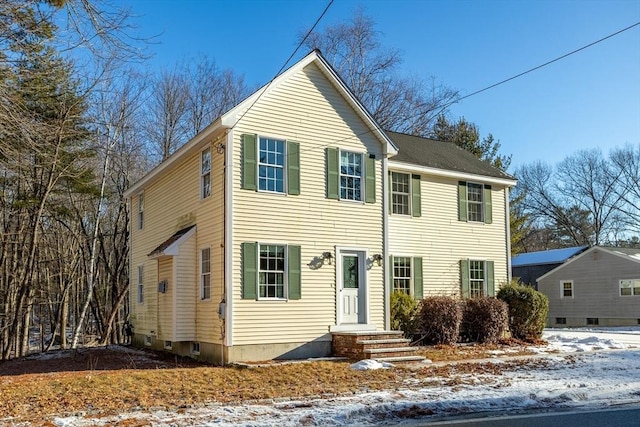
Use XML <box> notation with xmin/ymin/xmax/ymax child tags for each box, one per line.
<box><xmin>556</xmin><ymin>317</ymin><xmax>567</xmax><ymax>325</ymax></box>
<box><xmin>144</xmin><ymin>335</ymin><xmax>152</xmax><ymax>346</ymax></box>
<box><xmin>586</xmin><ymin>318</ymin><xmax>599</xmax><ymax>326</ymax></box>
<box><xmin>191</xmin><ymin>342</ymin><xmax>200</xmax><ymax>355</ymax></box>
<box><xmin>164</xmin><ymin>340</ymin><xmax>172</xmax><ymax>349</ymax></box>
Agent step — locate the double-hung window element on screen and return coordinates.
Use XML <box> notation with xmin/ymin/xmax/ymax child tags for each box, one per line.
<box><xmin>137</xmin><ymin>193</ymin><xmax>144</xmax><ymax>230</ymax></box>
<box><xmin>393</xmin><ymin>257</ymin><xmax>412</xmax><ymax>294</ymax></box>
<box><xmin>259</xmin><ymin>244</ymin><xmax>286</xmax><ymax>298</ymax></box>
<box><xmin>200</xmin><ymin>248</ymin><xmax>211</xmax><ymax>300</ymax></box>
<box><xmin>391</xmin><ymin>172</ymin><xmax>410</xmax><ymax>215</ymax></box>
<box><xmin>201</xmin><ymin>147</ymin><xmax>211</xmax><ymax>199</ymax></box>
<box><xmin>137</xmin><ymin>265</ymin><xmax>144</xmax><ymax>304</ymax></box>
<box><xmin>460</xmin><ymin>259</ymin><xmax>495</xmax><ymax>298</ymax></box>
<box><xmin>340</xmin><ymin>150</ymin><xmax>363</xmax><ymax>201</ymax></box>
<box><xmin>259</xmin><ymin>137</ymin><xmax>286</xmax><ymax>193</ymax></box>
<box><xmin>620</xmin><ymin>279</ymin><xmax>640</xmax><ymax>296</ymax></box>
<box><xmin>458</xmin><ymin>181</ymin><xmax>492</xmax><ymax>223</ymax></box>
<box><xmin>561</xmin><ymin>280</ymin><xmax>573</xmax><ymax>298</ymax></box>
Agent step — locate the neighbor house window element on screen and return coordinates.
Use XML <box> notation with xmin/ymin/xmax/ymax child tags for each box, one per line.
<box><xmin>137</xmin><ymin>265</ymin><xmax>144</xmax><ymax>304</ymax></box>
<box><xmin>200</xmin><ymin>248</ymin><xmax>211</xmax><ymax>300</ymax></box>
<box><xmin>391</xmin><ymin>172</ymin><xmax>410</xmax><ymax>215</ymax></box>
<box><xmin>259</xmin><ymin>244</ymin><xmax>286</xmax><ymax>299</ymax></box>
<box><xmin>340</xmin><ymin>150</ymin><xmax>363</xmax><ymax>201</ymax></box>
<box><xmin>619</xmin><ymin>279</ymin><xmax>640</xmax><ymax>296</ymax></box>
<box><xmin>137</xmin><ymin>193</ymin><xmax>144</xmax><ymax>230</ymax></box>
<box><xmin>393</xmin><ymin>257</ymin><xmax>412</xmax><ymax>294</ymax></box>
<box><xmin>556</xmin><ymin>317</ymin><xmax>567</xmax><ymax>325</ymax></box>
<box><xmin>201</xmin><ymin>147</ymin><xmax>211</xmax><ymax>199</ymax></box>
<box><xmin>587</xmin><ymin>318</ymin><xmax>599</xmax><ymax>326</ymax></box>
<box><xmin>467</xmin><ymin>183</ymin><xmax>484</xmax><ymax>222</ymax></box>
<box><xmin>561</xmin><ymin>280</ymin><xmax>573</xmax><ymax>298</ymax></box>
<box><xmin>259</xmin><ymin>137</ymin><xmax>285</xmax><ymax>193</ymax></box>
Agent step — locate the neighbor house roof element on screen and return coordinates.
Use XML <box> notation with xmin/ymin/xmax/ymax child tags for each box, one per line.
<box><xmin>511</xmin><ymin>246</ymin><xmax>589</xmax><ymax>267</ymax></box>
<box><xmin>386</xmin><ymin>131</ymin><xmax>516</xmax><ymax>185</ymax></box>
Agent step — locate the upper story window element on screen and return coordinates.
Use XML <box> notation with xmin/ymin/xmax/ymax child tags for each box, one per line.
<box><xmin>201</xmin><ymin>147</ymin><xmax>211</xmax><ymax>199</ymax></box>
<box><xmin>391</xmin><ymin>172</ymin><xmax>410</xmax><ymax>215</ymax></box>
<box><xmin>241</xmin><ymin>134</ymin><xmax>300</xmax><ymax>195</ymax></box>
<box><xmin>137</xmin><ymin>193</ymin><xmax>144</xmax><ymax>230</ymax></box>
<box><xmin>137</xmin><ymin>265</ymin><xmax>144</xmax><ymax>304</ymax></box>
<box><xmin>259</xmin><ymin>137</ymin><xmax>286</xmax><ymax>193</ymax></box>
<box><xmin>340</xmin><ymin>150</ymin><xmax>363</xmax><ymax>201</ymax></box>
<box><xmin>458</xmin><ymin>181</ymin><xmax>492</xmax><ymax>224</ymax></box>
<box><xmin>460</xmin><ymin>259</ymin><xmax>495</xmax><ymax>298</ymax></box>
<box><xmin>200</xmin><ymin>247</ymin><xmax>211</xmax><ymax>300</ymax></box>
<box><xmin>561</xmin><ymin>280</ymin><xmax>574</xmax><ymax>298</ymax></box>
<box><xmin>620</xmin><ymin>279</ymin><xmax>640</xmax><ymax>296</ymax></box>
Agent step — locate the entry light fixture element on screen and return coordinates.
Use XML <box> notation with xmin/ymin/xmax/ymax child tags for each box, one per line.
<box><xmin>371</xmin><ymin>253</ymin><xmax>383</xmax><ymax>266</ymax></box>
<box><xmin>322</xmin><ymin>251</ymin><xmax>333</xmax><ymax>265</ymax></box>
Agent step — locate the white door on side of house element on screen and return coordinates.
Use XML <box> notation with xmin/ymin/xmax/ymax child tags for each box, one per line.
<box><xmin>338</xmin><ymin>250</ymin><xmax>366</xmax><ymax>324</ymax></box>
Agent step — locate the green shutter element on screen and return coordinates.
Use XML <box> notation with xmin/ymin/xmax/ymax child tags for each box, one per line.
<box><xmin>241</xmin><ymin>242</ymin><xmax>257</xmax><ymax>299</ymax></box>
<box><xmin>411</xmin><ymin>174</ymin><xmax>421</xmax><ymax>217</ymax></box>
<box><xmin>287</xmin><ymin>141</ymin><xmax>300</xmax><ymax>195</ymax></box>
<box><xmin>326</xmin><ymin>147</ymin><xmax>339</xmax><ymax>199</ymax></box>
<box><xmin>365</xmin><ymin>155</ymin><xmax>376</xmax><ymax>203</ymax></box>
<box><xmin>288</xmin><ymin>245</ymin><xmax>302</xmax><ymax>300</ymax></box>
<box><xmin>486</xmin><ymin>260</ymin><xmax>495</xmax><ymax>296</ymax></box>
<box><xmin>484</xmin><ymin>184</ymin><xmax>492</xmax><ymax>224</ymax></box>
<box><xmin>388</xmin><ymin>255</ymin><xmax>394</xmax><ymax>293</ymax></box>
<box><xmin>242</xmin><ymin>134</ymin><xmax>257</xmax><ymax>191</ymax></box>
<box><xmin>458</xmin><ymin>181</ymin><xmax>467</xmax><ymax>222</ymax></box>
<box><xmin>460</xmin><ymin>259</ymin><xmax>470</xmax><ymax>298</ymax></box>
<box><xmin>413</xmin><ymin>256</ymin><xmax>423</xmax><ymax>299</ymax></box>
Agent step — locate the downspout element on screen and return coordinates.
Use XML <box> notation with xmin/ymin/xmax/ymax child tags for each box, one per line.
<box><xmin>505</xmin><ymin>186</ymin><xmax>512</xmax><ymax>283</ymax></box>
<box><xmin>382</xmin><ymin>156</ymin><xmax>390</xmax><ymax>331</ymax></box>
<box><xmin>224</xmin><ymin>129</ymin><xmax>234</xmax><ymax>362</ymax></box>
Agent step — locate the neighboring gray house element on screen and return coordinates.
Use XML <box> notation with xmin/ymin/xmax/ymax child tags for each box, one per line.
<box><xmin>512</xmin><ymin>246</ymin><xmax>588</xmax><ymax>289</ymax></box>
<box><xmin>537</xmin><ymin>246</ymin><xmax>640</xmax><ymax>328</ymax></box>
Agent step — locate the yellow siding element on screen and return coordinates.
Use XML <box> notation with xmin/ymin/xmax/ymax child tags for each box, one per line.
<box><xmin>129</xmin><ymin>130</ymin><xmax>226</xmax><ymax>343</ymax></box>
<box><xmin>175</xmin><ymin>235</ymin><xmax>196</xmax><ymax>340</ymax></box>
<box><xmin>156</xmin><ymin>257</ymin><xmax>173</xmax><ymax>339</ymax></box>
<box><xmin>389</xmin><ymin>174</ymin><xmax>509</xmax><ymax>296</ymax></box>
<box><xmin>230</xmin><ymin>63</ymin><xmax>386</xmax><ymax>346</ymax></box>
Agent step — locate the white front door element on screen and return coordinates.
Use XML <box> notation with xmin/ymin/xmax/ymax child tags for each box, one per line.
<box><xmin>338</xmin><ymin>250</ymin><xmax>366</xmax><ymax>324</ymax></box>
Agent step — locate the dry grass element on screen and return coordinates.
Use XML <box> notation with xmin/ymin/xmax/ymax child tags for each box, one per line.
<box><xmin>417</xmin><ymin>339</ymin><xmax>539</xmax><ymax>362</ymax></box>
<box><xmin>0</xmin><ymin>341</ymin><xmax>544</xmax><ymax>423</ymax></box>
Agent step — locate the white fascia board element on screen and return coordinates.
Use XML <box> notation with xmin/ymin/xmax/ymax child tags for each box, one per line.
<box><xmin>124</xmin><ymin>119</ymin><xmax>225</xmax><ymax>199</ymax></box>
<box><xmin>388</xmin><ymin>160</ymin><xmax>517</xmax><ymax>187</ymax></box>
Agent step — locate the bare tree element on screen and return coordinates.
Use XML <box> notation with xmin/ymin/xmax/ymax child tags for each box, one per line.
<box><xmin>302</xmin><ymin>9</ymin><xmax>459</xmax><ymax>135</ymax></box>
<box><xmin>609</xmin><ymin>143</ymin><xmax>640</xmax><ymax>237</ymax></box>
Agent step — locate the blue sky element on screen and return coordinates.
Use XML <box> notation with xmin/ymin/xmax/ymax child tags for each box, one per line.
<box><xmin>119</xmin><ymin>0</ymin><xmax>639</xmax><ymax>171</ymax></box>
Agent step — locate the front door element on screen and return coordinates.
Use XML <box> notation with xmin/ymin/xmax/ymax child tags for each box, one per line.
<box><xmin>339</xmin><ymin>250</ymin><xmax>366</xmax><ymax>324</ymax></box>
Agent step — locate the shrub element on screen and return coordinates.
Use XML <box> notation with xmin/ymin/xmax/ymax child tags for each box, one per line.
<box><xmin>415</xmin><ymin>296</ymin><xmax>462</xmax><ymax>345</ymax></box>
<box><xmin>497</xmin><ymin>281</ymin><xmax>549</xmax><ymax>341</ymax></box>
<box><xmin>460</xmin><ymin>297</ymin><xmax>509</xmax><ymax>344</ymax></box>
<box><xmin>390</xmin><ymin>291</ymin><xmax>418</xmax><ymax>338</ymax></box>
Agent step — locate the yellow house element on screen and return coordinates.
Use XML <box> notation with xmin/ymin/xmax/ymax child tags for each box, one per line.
<box><xmin>124</xmin><ymin>50</ymin><xmax>516</xmax><ymax>364</ymax></box>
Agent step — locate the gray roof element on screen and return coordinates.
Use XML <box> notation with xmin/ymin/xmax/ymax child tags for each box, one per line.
<box><xmin>512</xmin><ymin>246</ymin><xmax>589</xmax><ymax>267</ymax></box>
<box><xmin>385</xmin><ymin>131</ymin><xmax>515</xmax><ymax>181</ymax></box>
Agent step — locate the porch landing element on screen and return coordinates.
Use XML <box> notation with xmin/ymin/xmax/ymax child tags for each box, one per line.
<box><xmin>332</xmin><ymin>330</ymin><xmax>425</xmax><ymax>363</ymax></box>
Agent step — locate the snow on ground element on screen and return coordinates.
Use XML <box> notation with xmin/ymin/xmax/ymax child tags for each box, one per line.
<box><xmin>53</xmin><ymin>328</ymin><xmax>640</xmax><ymax>426</ymax></box>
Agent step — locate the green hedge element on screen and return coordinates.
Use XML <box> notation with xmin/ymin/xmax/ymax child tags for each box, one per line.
<box><xmin>497</xmin><ymin>282</ymin><xmax>549</xmax><ymax>341</ymax></box>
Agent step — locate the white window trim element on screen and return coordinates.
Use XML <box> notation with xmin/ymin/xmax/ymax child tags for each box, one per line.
<box><xmin>390</xmin><ymin>171</ymin><xmax>411</xmax><ymax>216</ymax></box>
<box><xmin>144</xmin><ymin>335</ymin><xmax>152</xmax><ymax>346</ymax></box>
<box><xmin>137</xmin><ymin>265</ymin><xmax>144</xmax><ymax>304</ymax></box>
<box><xmin>339</xmin><ymin>149</ymin><xmax>365</xmax><ymax>203</ymax></box>
<box><xmin>164</xmin><ymin>340</ymin><xmax>172</xmax><ymax>349</ymax></box>
<box><xmin>257</xmin><ymin>242</ymin><xmax>288</xmax><ymax>301</ymax></box>
<box><xmin>137</xmin><ymin>193</ymin><xmax>144</xmax><ymax>230</ymax></box>
<box><xmin>391</xmin><ymin>255</ymin><xmax>413</xmax><ymax>295</ymax></box>
<box><xmin>257</xmin><ymin>135</ymin><xmax>287</xmax><ymax>194</ymax></box>
<box><xmin>619</xmin><ymin>279</ymin><xmax>640</xmax><ymax>297</ymax></box>
<box><xmin>468</xmin><ymin>259</ymin><xmax>488</xmax><ymax>298</ymax></box>
<box><xmin>200</xmin><ymin>247</ymin><xmax>212</xmax><ymax>301</ymax></box>
<box><xmin>466</xmin><ymin>182</ymin><xmax>485</xmax><ymax>223</ymax></box>
<box><xmin>560</xmin><ymin>280</ymin><xmax>574</xmax><ymax>299</ymax></box>
<box><xmin>201</xmin><ymin>146</ymin><xmax>212</xmax><ymax>200</ymax></box>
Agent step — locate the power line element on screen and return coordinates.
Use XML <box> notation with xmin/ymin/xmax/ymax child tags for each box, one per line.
<box><xmin>229</xmin><ymin>0</ymin><xmax>334</xmax><ymax>131</ymax></box>
<box><xmin>457</xmin><ymin>21</ymin><xmax>640</xmax><ymax>103</ymax></box>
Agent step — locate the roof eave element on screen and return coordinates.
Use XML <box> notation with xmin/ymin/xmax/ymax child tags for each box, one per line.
<box><xmin>388</xmin><ymin>160</ymin><xmax>517</xmax><ymax>186</ymax></box>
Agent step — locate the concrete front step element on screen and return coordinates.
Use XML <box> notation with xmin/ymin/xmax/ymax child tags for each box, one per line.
<box><xmin>373</xmin><ymin>355</ymin><xmax>427</xmax><ymax>364</ymax></box>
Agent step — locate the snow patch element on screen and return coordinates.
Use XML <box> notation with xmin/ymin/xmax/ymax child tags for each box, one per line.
<box><xmin>350</xmin><ymin>360</ymin><xmax>394</xmax><ymax>370</ymax></box>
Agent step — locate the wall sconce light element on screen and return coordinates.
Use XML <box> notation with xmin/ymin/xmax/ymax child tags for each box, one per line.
<box><xmin>322</xmin><ymin>251</ymin><xmax>333</xmax><ymax>265</ymax></box>
<box><xmin>371</xmin><ymin>253</ymin><xmax>383</xmax><ymax>266</ymax></box>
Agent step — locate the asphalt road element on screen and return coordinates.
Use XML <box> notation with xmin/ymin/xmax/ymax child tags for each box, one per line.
<box><xmin>418</xmin><ymin>407</ymin><xmax>640</xmax><ymax>427</ymax></box>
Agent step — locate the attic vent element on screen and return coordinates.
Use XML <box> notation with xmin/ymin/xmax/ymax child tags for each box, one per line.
<box><xmin>158</xmin><ymin>280</ymin><xmax>168</xmax><ymax>293</ymax></box>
